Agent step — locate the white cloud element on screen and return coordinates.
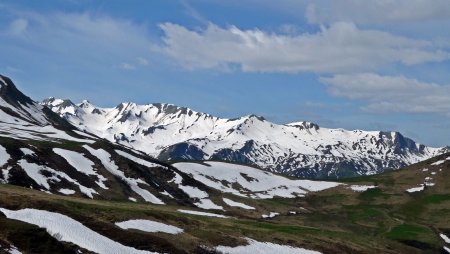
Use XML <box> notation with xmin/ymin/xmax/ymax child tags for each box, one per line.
<box><xmin>306</xmin><ymin>0</ymin><xmax>450</xmax><ymax>25</ymax></box>
<box><xmin>1</xmin><ymin>11</ymin><xmax>154</xmax><ymax>71</ymax></box>
<box><xmin>158</xmin><ymin>22</ymin><xmax>449</xmax><ymax>73</ymax></box>
<box><xmin>320</xmin><ymin>73</ymin><xmax>450</xmax><ymax>114</ymax></box>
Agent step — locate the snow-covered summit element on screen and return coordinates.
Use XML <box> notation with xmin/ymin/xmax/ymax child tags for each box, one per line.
<box><xmin>42</xmin><ymin>97</ymin><xmax>448</xmax><ymax>178</ymax></box>
<box><xmin>0</xmin><ymin>75</ymin><xmax>90</xmax><ymax>143</ymax></box>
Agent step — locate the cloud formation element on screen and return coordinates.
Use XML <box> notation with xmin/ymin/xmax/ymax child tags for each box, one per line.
<box><xmin>320</xmin><ymin>73</ymin><xmax>450</xmax><ymax>114</ymax></box>
<box><xmin>158</xmin><ymin>22</ymin><xmax>449</xmax><ymax>73</ymax></box>
<box><xmin>1</xmin><ymin>11</ymin><xmax>153</xmax><ymax>71</ymax></box>
<box><xmin>306</xmin><ymin>0</ymin><xmax>450</xmax><ymax>24</ymax></box>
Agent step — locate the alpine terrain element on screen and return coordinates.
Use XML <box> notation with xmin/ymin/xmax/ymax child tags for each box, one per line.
<box><xmin>0</xmin><ymin>75</ymin><xmax>450</xmax><ymax>254</ymax></box>
<box><xmin>42</xmin><ymin>97</ymin><xmax>448</xmax><ymax>179</ymax></box>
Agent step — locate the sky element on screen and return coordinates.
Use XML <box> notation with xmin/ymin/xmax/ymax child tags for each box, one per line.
<box><xmin>1</xmin><ymin>0</ymin><xmax>450</xmax><ymax>147</ymax></box>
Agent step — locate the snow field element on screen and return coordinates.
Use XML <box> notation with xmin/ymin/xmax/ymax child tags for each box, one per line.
<box><xmin>116</xmin><ymin>219</ymin><xmax>183</xmax><ymax>234</ymax></box>
<box><xmin>0</xmin><ymin>208</ymin><xmax>158</xmax><ymax>254</ymax></box>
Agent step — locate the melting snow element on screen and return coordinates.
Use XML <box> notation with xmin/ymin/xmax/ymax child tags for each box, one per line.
<box><xmin>262</xmin><ymin>212</ymin><xmax>280</xmax><ymax>219</ymax></box>
<box><xmin>177</xmin><ymin>209</ymin><xmax>228</xmax><ymax>218</ymax></box>
<box><xmin>84</xmin><ymin>146</ymin><xmax>164</xmax><ymax>204</ymax></box>
<box><xmin>5</xmin><ymin>245</ymin><xmax>22</xmax><ymax>254</ymax></box>
<box><xmin>431</xmin><ymin>160</ymin><xmax>446</xmax><ymax>166</ymax></box>
<box><xmin>116</xmin><ymin>219</ymin><xmax>183</xmax><ymax>234</ymax></box>
<box><xmin>0</xmin><ymin>208</ymin><xmax>157</xmax><ymax>254</ymax></box>
<box><xmin>19</xmin><ymin>159</ymin><xmax>98</xmax><ymax>198</ymax></box>
<box><xmin>223</xmin><ymin>198</ymin><xmax>255</xmax><ymax>210</ymax></box>
<box><xmin>177</xmin><ymin>184</ymin><xmax>223</xmax><ymax>210</ymax></box>
<box><xmin>349</xmin><ymin>185</ymin><xmax>377</xmax><ymax>192</ymax></box>
<box><xmin>20</xmin><ymin>148</ymin><xmax>35</xmax><ymax>156</ymax></box>
<box><xmin>0</xmin><ymin>145</ymin><xmax>9</xmax><ymax>167</ymax></box>
<box><xmin>179</xmin><ymin>185</ymin><xmax>208</xmax><ymax>199</ymax></box>
<box><xmin>195</xmin><ymin>199</ymin><xmax>224</xmax><ymax>210</ymax></box>
<box><xmin>441</xmin><ymin>233</ymin><xmax>450</xmax><ymax>244</ymax></box>
<box><xmin>174</xmin><ymin>162</ymin><xmax>340</xmax><ymax>199</ymax></box>
<box><xmin>53</xmin><ymin>148</ymin><xmax>108</xmax><ymax>189</ymax></box>
<box><xmin>406</xmin><ymin>185</ymin><xmax>425</xmax><ymax>193</ymax></box>
<box><xmin>115</xmin><ymin>150</ymin><xmax>161</xmax><ymax>168</ymax></box>
<box><xmin>216</xmin><ymin>238</ymin><xmax>322</xmax><ymax>254</ymax></box>
<box><xmin>58</xmin><ymin>189</ymin><xmax>76</xmax><ymax>195</ymax></box>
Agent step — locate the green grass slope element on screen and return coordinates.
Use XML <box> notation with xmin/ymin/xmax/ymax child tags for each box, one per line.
<box><xmin>0</xmin><ymin>153</ymin><xmax>449</xmax><ymax>254</ymax></box>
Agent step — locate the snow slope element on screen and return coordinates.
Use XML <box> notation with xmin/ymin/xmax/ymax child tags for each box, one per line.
<box><xmin>0</xmin><ymin>145</ymin><xmax>9</xmax><ymax>166</ymax></box>
<box><xmin>174</xmin><ymin>161</ymin><xmax>340</xmax><ymax>199</ymax></box>
<box><xmin>0</xmin><ymin>208</ymin><xmax>158</xmax><ymax>254</ymax></box>
<box><xmin>0</xmin><ymin>75</ymin><xmax>94</xmax><ymax>143</ymax></box>
<box><xmin>216</xmin><ymin>238</ymin><xmax>321</xmax><ymax>254</ymax></box>
<box><xmin>43</xmin><ymin>97</ymin><xmax>447</xmax><ymax>178</ymax></box>
<box><xmin>116</xmin><ymin>219</ymin><xmax>183</xmax><ymax>234</ymax></box>
<box><xmin>177</xmin><ymin>209</ymin><xmax>228</xmax><ymax>218</ymax></box>
<box><xmin>83</xmin><ymin>146</ymin><xmax>164</xmax><ymax>204</ymax></box>
<box><xmin>222</xmin><ymin>198</ymin><xmax>255</xmax><ymax>210</ymax></box>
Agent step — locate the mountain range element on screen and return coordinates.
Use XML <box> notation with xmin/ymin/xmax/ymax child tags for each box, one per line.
<box><xmin>1</xmin><ymin>74</ymin><xmax>450</xmax><ymax>253</ymax></box>
<box><xmin>42</xmin><ymin>96</ymin><xmax>448</xmax><ymax>179</ymax></box>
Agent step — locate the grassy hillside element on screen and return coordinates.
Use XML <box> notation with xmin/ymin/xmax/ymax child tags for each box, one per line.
<box><xmin>1</xmin><ymin>152</ymin><xmax>449</xmax><ymax>253</ymax></box>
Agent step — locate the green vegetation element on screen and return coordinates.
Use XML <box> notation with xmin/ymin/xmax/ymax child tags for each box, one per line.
<box><xmin>0</xmin><ymin>152</ymin><xmax>449</xmax><ymax>253</ymax></box>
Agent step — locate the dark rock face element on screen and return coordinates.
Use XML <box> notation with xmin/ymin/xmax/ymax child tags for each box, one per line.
<box><xmin>158</xmin><ymin>143</ymin><xmax>207</xmax><ymax>161</ymax></box>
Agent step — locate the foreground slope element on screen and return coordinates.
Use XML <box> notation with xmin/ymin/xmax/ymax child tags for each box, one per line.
<box><xmin>0</xmin><ymin>153</ymin><xmax>449</xmax><ymax>253</ymax></box>
<box><xmin>43</xmin><ymin>97</ymin><xmax>447</xmax><ymax>179</ymax></box>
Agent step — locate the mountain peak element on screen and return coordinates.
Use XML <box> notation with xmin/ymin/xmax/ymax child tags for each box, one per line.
<box><xmin>0</xmin><ymin>74</ymin><xmax>35</xmax><ymax>107</ymax></box>
<box><xmin>286</xmin><ymin>121</ymin><xmax>320</xmax><ymax>130</ymax></box>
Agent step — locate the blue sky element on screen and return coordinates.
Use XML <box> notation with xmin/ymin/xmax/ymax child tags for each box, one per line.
<box><xmin>1</xmin><ymin>0</ymin><xmax>450</xmax><ymax>147</ymax></box>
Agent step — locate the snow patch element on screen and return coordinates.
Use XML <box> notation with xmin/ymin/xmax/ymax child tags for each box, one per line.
<box><xmin>216</xmin><ymin>238</ymin><xmax>321</xmax><ymax>254</ymax></box>
<box><xmin>0</xmin><ymin>208</ymin><xmax>157</xmax><ymax>254</ymax></box>
<box><xmin>223</xmin><ymin>198</ymin><xmax>255</xmax><ymax>210</ymax></box>
<box><xmin>262</xmin><ymin>212</ymin><xmax>280</xmax><ymax>219</ymax></box>
<box><xmin>441</xmin><ymin>233</ymin><xmax>450</xmax><ymax>244</ymax></box>
<box><xmin>349</xmin><ymin>185</ymin><xmax>377</xmax><ymax>192</ymax></box>
<box><xmin>116</xmin><ymin>219</ymin><xmax>183</xmax><ymax>234</ymax></box>
<box><xmin>6</xmin><ymin>245</ymin><xmax>22</xmax><ymax>254</ymax></box>
<box><xmin>431</xmin><ymin>160</ymin><xmax>445</xmax><ymax>166</ymax></box>
<box><xmin>444</xmin><ymin>246</ymin><xmax>450</xmax><ymax>253</ymax></box>
<box><xmin>0</xmin><ymin>145</ymin><xmax>10</xmax><ymax>167</ymax></box>
<box><xmin>406</xmin><ymin>185</ymin><xmax>425</xmax><ymax>193</ymax></box>
<box><xmin>177</xmin><ymin>209</ymin><xmax>228</xmax><ymax>218</ymax></box>
<box><xmin>195</xmin><ymin>199</ymin><xmax>224</xmax><ymax>210</ymax></box>
<box><xmin>115</xmin><ymin>150</ymin><xmax>161</xmax><ymax>168</ymax></box>
<box><xmin>20</xmin><ymin>148</ymin><xmax>35</xmax><ymax>156</ymax></box>
<box><xmin>19</xmin><ymin>159</ymin><xmax>97</xmax><ymax>198</ymax></box>
<box><xmin>58</xmin><ymin>189</ymin><xmax>76</xmax><ymax>195</ymax></box>
<box><xmin>84</xmin><ymin>146</ymin><xmax>164</xmax><ymax>204</ymax></box>
<box><xmin>174</xmin><ymin>162</ymin><xmax>340</xmax><ymax>199</ymax></box>
<box><xmin>53</xmin><ymin>148</ymin><xmax>108</xmax><ymax>189</ymax></box>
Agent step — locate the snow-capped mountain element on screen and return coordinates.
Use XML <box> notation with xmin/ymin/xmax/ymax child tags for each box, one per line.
<box><xmin>42</xmin><ymin>96</ymin><xmax>448</xmax><ymax>179</ymax></box>
<box><xmin>1</xmin><ymin>74</ymin><xmax>339</xmax><ymax>209</ymax></box>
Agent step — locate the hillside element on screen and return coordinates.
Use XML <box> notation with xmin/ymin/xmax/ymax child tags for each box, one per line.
<box><xmin>42</xmin><ymin>97</ymin><xmax>447</xmax><ymax>179</ymax></box>
<box><xmin>0</xmin><ymin>75</ymin><xmax>449</xmax><ymax>253</ymax></box>
<box><xmin>1</xmin><ymin>152</ymin><xmax>449</xmax><ymax>253</ymax></box>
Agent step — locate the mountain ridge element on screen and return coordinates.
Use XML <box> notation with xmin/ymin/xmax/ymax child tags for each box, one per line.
<box><xmin>42</xmin><ymin>96</ymin><xmax>448</xmax><ymax>179</ymax></box>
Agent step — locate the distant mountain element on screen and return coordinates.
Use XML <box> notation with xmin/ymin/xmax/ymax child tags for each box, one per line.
<box><xmin>42</xmin><ymin>96</ymin><xmax>448</xmax><ymax>179</ymax></box>
<box><xmin>0</xmin><ymin>75</ymin><xmax>336</xmax><ymax>209</ymax></box>
<box><xmin>2</xmin><ymin>75</ymin><xmax>450</xmax><ymax>254</ymax></box>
